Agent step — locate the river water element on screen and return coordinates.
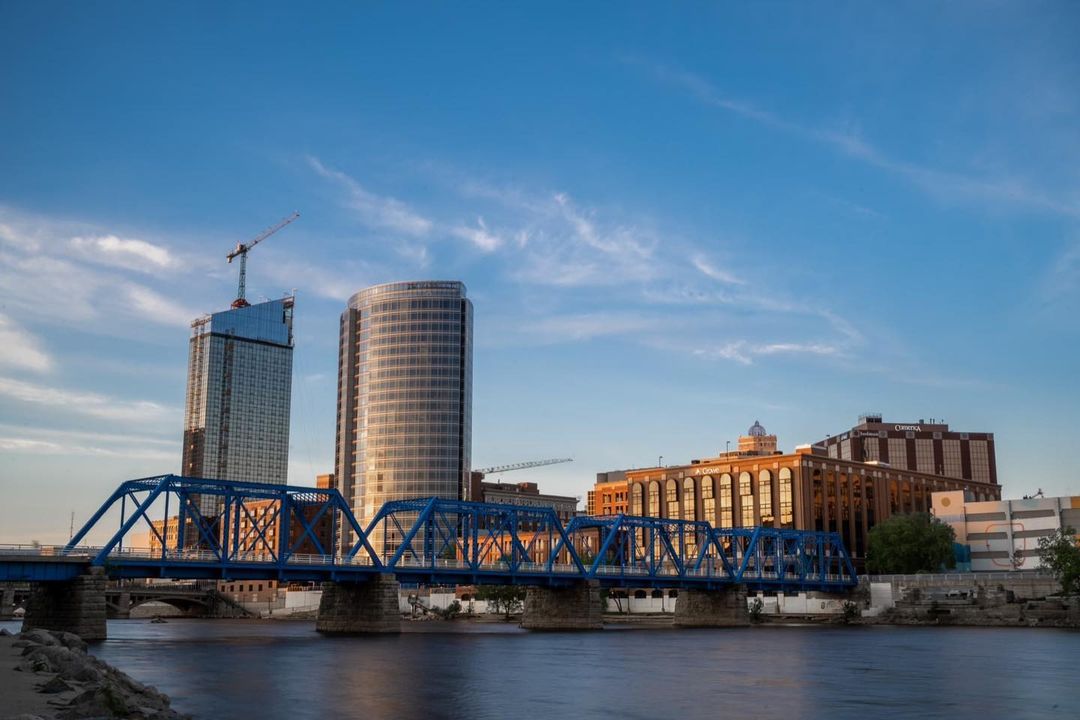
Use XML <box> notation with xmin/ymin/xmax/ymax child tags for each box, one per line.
<box><xmin>4</xmin><ymin>619</ymin><xmax>1080</xmax><ymax>719</ymax></box>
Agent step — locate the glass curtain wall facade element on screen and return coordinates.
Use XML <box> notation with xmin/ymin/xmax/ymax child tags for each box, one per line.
<box><xmin>335</xmin><ymin>281</ymin><xmax>473</xmax><ymax>554</ymax></box>
<box><xmin>182</xmin><ymin>297</ymin><xmax>295</xmax><ymax>515</ymax></box>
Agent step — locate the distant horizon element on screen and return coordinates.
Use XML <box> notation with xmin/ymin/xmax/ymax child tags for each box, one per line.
<box><xmin>2</xmin><ymin>2</ymin><xmax>1078</xmax><ymax>543</ymax></box>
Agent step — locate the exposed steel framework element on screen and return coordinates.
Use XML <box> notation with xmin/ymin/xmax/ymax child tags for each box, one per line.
<box><xmin>1</xmin><ymin>475</ymin><xmax>856</xmax><ymax>590</ymax></box>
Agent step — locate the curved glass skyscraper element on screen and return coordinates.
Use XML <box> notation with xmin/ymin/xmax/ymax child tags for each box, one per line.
<box><xmin>335</xmin><ymin>281</ymin><xmax>473</xmax><ymax>552</ymax></box>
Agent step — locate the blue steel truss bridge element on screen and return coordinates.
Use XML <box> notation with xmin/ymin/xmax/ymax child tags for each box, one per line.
<box><xmin>0</xmin><ymin>475</ymin><xmax>856</xmax><ymax>591</ymax></box>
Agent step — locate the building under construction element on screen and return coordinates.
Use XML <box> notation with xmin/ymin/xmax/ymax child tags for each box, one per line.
<box><xmin>182</xmin><ymin>296</ymin><xmax>295</xmax><ymax>514</ymax></box>
<box><xmin>182</xmin><ymin>213</ymin><xmax>300</xmax><ymax>515</ymax></box>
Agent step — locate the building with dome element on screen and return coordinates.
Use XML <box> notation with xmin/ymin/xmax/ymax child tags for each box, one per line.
<box><xmin>733</xmin><ymin>420</ymin><xmax>777</xmax><ymax>457</ymax></box>
<box><xmin>616</xmin><ymin>420</ymin><xmax>1001</xmax><ymax>566</ymax></box>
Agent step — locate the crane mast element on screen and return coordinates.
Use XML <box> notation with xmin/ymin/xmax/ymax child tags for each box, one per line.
<box><xmin>227</xmin><ymin>211</ymin><xmax>300</xmax><ymax>308</ymax></box>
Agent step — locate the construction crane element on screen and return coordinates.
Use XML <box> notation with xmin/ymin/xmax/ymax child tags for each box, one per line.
<box><xmin>473</xmin><ymin>458</ymin><xmax>573</xmax><ymax>475</ymax></box>
<box><xmin>226</xmin><ymin>211</ymin><xmax>300</xmax><ymax>308</ymax></box>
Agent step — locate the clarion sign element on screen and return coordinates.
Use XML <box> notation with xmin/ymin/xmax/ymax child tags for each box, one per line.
<box><xmin>894</xmin><ymin>424</ymin><xmax>922</xmax><ymax>431</ymax></box>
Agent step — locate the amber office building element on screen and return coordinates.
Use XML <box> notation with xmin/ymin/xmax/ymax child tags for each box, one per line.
<box><xmin>623</xmin><ymin>419</ymin><xmax>1001</xmax><ymax>564</ymax></box>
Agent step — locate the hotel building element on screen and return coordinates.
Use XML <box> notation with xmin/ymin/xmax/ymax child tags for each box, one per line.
<box><xmin>624</xmin><ymin>421</ymin><xmax>1001</xmax><ymax>562</ymax></box>
<box><xmin>822</xmin><ymin>414</ymin><xmax>996</xmax><ymax>485</ymax></box>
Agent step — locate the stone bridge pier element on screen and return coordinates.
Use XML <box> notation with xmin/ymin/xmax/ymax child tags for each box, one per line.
<box><xmin>316</xmin><ymin>573</ymin><xmax>401</xmax><ymax>634</ymax></box>
<box><xmin>521</xmin><ymin>580</ymin><xmax>603</xmax><ymax>630</ymax></box>
<box><xmin>21</xmin><ymin>567</ymin><xmax>108</xmax><ymax>641</ymax></box>
<box><xmin>1</xmin><ymin>586</ymin><xmax>17</xmax><ymax>620</ymax></box>
<box><xmin>673</xmin><ymin>584</ymin><xmax>751</xmax><ymax>627</ymax></box>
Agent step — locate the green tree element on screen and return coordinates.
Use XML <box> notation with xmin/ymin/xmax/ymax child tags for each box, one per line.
<box><xmin>1037</xmin><ymin>527</ymin><xmax>1080</xmax><ymax>596</ymax></box>
<box><xmin>475</xmin><ymin>585</ymin><xmax>527</xmax><ymax>621</ymax></box>
<box><xmin>865</xmin><ymin>512</ymin><xmax>956</xmax><ymax>574</ymax></box>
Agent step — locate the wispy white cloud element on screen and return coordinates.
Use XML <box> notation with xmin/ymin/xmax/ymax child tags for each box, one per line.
<box><xmin>0</xmin><ymin>422</ymin><xmax>178</xmax><ymax>465</ymax></box>
<box><xmin>509</xmin><ymin>193</ymin><xmax>663</xmax><ymax>287</ymax></box>
<box><xmin>307</xmin><ymin>156</ymin><xmax>434</xmax><ymax>236</ymax></box>
<box><xmin>0</xmin><ymin>313</ymin><xmax>52</xmax><ymax>373</ymax></box>
<box><xmin>518</xmin><ymin>312</ymin><xmax>665</xmax><ymax>344</ymax></box>
<box><xmin>0</xmin><ymin>436</ymin><xmax>176</xmax><ymax>462</ymax></box>
<box><xmin>0</xmin><ymin>376</ymin><xmax>176</xmax><ymax>423</ymax></box>
<box><xmin>396</xmin><ymin>242</ymin><xmax>431</xmax><ymax>269</ymax></box>
<box><xmin>0</xmin><ymin>208</ymin><xmax>201</xmax><ymax>330</ymax></box>
<box><xmin>691</xmin><ymin>254</ymin><xmax>742</xmax><ymax>285</ymax></box>
<box><xmin>70</xmin><ymin>234</ymin><xmax>175</xmax><ymax>272</ymax></box>
<box><xmin>693</xmin><ymin>341</ymin><xmax>840</xmax><ymax>365</ymax></box>
<box><xmin>259</xmin><ymin>255</ymin><xmax>368</xmax><ymax>302</ymax></box>
<box><xmin>632</xmin><ymin>59</ymin><xmax>1080</xmax><ymax>218</ymax></box>
<box><xmin>451</xmin><ymin>217</ymin><xmax>502</xmax><ymax>252</ymax></box>
<box><xmin>125</xmin><ymin>285</ymin><xmax>198</xmax><ymax>327</ymax></box>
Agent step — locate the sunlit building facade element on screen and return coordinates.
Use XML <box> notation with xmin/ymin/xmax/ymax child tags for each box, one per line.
<box><xmin>335</xmin><ymin>281</ymin><xmax>473</xmax><ymax>552</ymax></box>
<box><xmin>182</xmin><ymin>297</ymin><xmax>295</xmax><ymax>514</ymax></box>
<box><xmin>625</xmin><ymin>421</ymin><xmax>1001</xmax><ymax>563</ymax></box>
<box><xmin>588</xmin><ymin>472</ymin><xmax>629</xmax><ymax>516</ymax></box>
<box><xmin>822</xmin><ymin>414</ymin><xmax>997</xmax><ymax>485</ymax></box>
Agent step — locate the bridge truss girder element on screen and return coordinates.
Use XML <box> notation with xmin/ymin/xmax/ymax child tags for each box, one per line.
<box><xmin>33</xmin><ymin>475</ymin><xmax>858</xmax><ymax>590</ymax></box>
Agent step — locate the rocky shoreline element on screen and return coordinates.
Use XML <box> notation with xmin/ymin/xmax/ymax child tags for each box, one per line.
<box><xmin>0</xmin><ymin>629</ymin><xmax>189</xmax><ymax>720</ymax></box>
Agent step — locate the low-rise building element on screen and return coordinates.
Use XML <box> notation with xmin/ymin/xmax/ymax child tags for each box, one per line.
<box><xmin>932</xmin><ymin>491</ymin><xmax>1080</xmax><ymax>571</ymax></box>
<box><xmin>469</xmin><ymin>476</ymin><xmax>578</xmax><ymax>523</ymax></box>
<box><xmin>588</xmin><ymin>472</ymin><xmax>628</xmax><ymax>516</ymax></box>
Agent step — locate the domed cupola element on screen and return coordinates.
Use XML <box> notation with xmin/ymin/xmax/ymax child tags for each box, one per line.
<box><xmin>748</xmin><ymin>420</ymin><xmax>767</xmax><ymax>437</ymax></box>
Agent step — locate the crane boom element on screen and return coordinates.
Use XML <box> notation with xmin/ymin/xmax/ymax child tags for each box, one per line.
<box><xmin>473</xmin><ymin>458</ymin><xmax>573</xmax><ymax>475</ymax></box>
<box><xmin>227</xmin><ymin>211</ymin><xmax>300</xmax><ymax>308</ymax></box>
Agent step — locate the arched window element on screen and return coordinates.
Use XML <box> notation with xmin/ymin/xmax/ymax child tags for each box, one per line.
<box><xmin>719</xmin><ymin>474</ymin><xmax>733</xmax><ymax>527</ymax></box>
<box><xmin>631</xmin><ymin>483</ymin><xmax>644</xmax><ymax>516</ymax></box>
<box><xmin>682</xmin><ymin>477</ymin><xmax>696</xmax><ymax>521</ymax></box>
<box><xmin>759</xmin><ymin>469</ymin><xmax>774</xmax><ymax>527</ymax></box>
<box><xmin>701</xmin><ymin>476</ymin><xmax>716</xmax><ymax>525</ymax></box>
<box><xmin>779</xmin><ymin>467</ymin><xmax>794</xmax><ymax>528</ymax></box>
<box><xmin>648</xmin><ymin>481</ymin><xmax>660</xmax><ymax>517</ymax></box>
<box><xmin>739</xmin><ymin>472</ymin><xmax>754</xmax><ymax>527</ymax></box>
<box><xmin>651</xmin><ymin>589</ymin><xmax>663</xmax><ymax>599</ymax></box>
<box><xmin>666</xmin><ymin>479</ymin><xmax>679</xmax><ymax>518</ymax></box>
<box><xmin>634</xmin><ymin>590</ymin><xmax>647</xmax><ymax>599</ymax></box>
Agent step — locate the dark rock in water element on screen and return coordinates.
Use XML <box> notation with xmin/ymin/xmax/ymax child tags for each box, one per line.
<box><xmin>38</xmin><ymin>674</ymin><xmax>76</xmax><ymax>694</ymax></box>
<box><xmin>52</xmin><ymin>631</ymin><xmax>89</xmax><ymax>653</ymax></box>
<box><xmin>19</xmin><ymin>629</ymin><xmax>61</xmax><ymax>647</ymax></box>
<box><xmin>19</xmin><ymin>646</ymin><xmax>102</xmax><ymax>683</ymax></box>
<box><xmin>9</xmin><ymin>628</ymin><xmax>191</xmax><ymax>719</ymax></box>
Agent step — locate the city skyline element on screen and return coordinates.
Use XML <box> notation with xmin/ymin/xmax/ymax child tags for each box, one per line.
<box><xmin>2</xmin><ymin>3</ymin><xmax>1079</xmax><ymax>544</ymax></box>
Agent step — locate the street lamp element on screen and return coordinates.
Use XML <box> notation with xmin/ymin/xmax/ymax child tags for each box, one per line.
<box><xmin>658</xmin><ymin>455</ymin><xmax>663</xmax><ymax>467</ymax></box>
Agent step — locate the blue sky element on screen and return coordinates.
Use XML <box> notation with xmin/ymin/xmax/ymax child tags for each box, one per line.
<box><xmin>1</xmin><ymin>2</ymin><xmax>1078</xmax><ymax>543</ymax></box>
